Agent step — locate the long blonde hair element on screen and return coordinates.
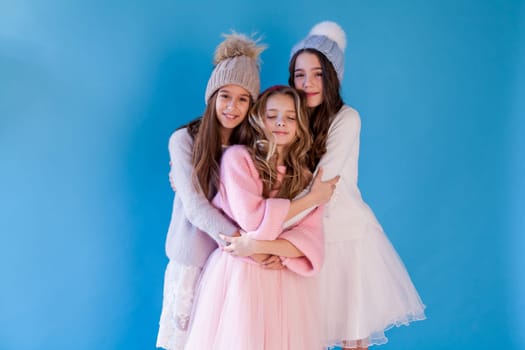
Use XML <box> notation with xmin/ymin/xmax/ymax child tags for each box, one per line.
<box><xmin>240</xmin><ymin>85</ymin><xmax>312</xmax><ymax>199</ymax></box>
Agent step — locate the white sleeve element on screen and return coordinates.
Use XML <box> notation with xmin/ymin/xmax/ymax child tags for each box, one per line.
<box><xmin>316</xmin><ymin>107</ymin><xmax>361</xmax><ymax>181</ymax></box>
<box><xmin>282</xmin><ymin>108</ymin><xmax>361</xmax><ymax>225</ymax></box>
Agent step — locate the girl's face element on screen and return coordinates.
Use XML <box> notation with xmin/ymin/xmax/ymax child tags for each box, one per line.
<box><xmin>264</xmin><ymin>93</ymin><xmax>298</xmax><ymax>152</ymax></box>
<box><xmin>292</xmin><ymin>52</ymin><xmax>324</xmax><ymax>108</ymax></box>
<box><xmin>215</xmin><ymin>84</ymin><xmax>251</xmax><ymax>132</ymax></box>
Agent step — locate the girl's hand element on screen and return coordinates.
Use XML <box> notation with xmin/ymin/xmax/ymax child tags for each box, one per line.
<box><xmin>260</xmin><ymin>255</ymin><xmax>285</xmax><ymax>270</ymax></box>
<box><xmin>220</xmin><ymin>234</ymin><xmax>257</xmax><ymax>257</ymax></box>
<box><xmin>309</xmin><ymin>167</ymin><xmax>340</xmax><ymax>205</ymax></box>
<box><xmin>251</xmin><ymin>253</ymin><xmax>272</xmax><ymax>263</ymax></box>
<box><xmin>250</xmin><ymin>254</ymin><xmax>284</xmax><ymax>270</ymax></box>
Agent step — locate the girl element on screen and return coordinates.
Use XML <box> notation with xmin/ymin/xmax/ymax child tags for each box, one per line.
<box><xmin>156</xmin><ymin>32</ymin><xmax>265</xmax><ymax>350</ymax></box>
<box><xmin>288</xmin><ymin>21</ymin><xmax>427</xmax><ymax>349</ymax></box>
<box><xmin>184</xmin><ymin>85</ymin><xmax>336</xmax><ymax>350</ymax></box>
<box><xmin>158</xmin><ymin>33</ymin><xmax>333</xmax><ymax>350</ymax></box>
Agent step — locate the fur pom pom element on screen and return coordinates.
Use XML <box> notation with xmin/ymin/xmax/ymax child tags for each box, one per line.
<box><xmin>213</xmin><ymin>32</ymin><xmax>266</xmax><ymax>64</ymax></box>
<box><xmin>309</xmin><ymin>21</ymin><xmax>346</xmax><ymax>51</ymax></box>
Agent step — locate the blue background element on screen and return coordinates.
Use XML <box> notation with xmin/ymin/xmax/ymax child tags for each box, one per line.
<box><xmin>1</xmin><ymin>1</ymin><xmax>524</xmax><ymax>349</ymax></box>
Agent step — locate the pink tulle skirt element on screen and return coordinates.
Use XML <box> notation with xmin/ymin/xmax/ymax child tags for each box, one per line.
<box><xmin>185</xmin><ymin>249</ymin><xmax>323</xmax><ymax>350</ymax></box>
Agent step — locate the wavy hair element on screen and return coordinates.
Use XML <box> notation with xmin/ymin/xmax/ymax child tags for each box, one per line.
<box><xmin>239</xmin><ymin>85</ymin><xmax>312</xmax><ymax>199</ymax></box>
<box><xmin>288</xmin><ymin>48</ymin><xmax>344</xmax><ymax>171</ymax></box>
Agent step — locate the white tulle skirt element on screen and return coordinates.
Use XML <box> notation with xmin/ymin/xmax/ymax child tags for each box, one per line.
<box><xmin>185</xmin><ymin>249</ymin><xmax>323</xmax><ymax>350</ymax></box>
<box><xmin>320</xmin><ymin>222</ymin><xmax>426</xmax><ymax>349</ymax></box>
<box><xmin>156</xmin><ymin>260</ymin><xmax>202</xmax><ymax>350</ymax></box>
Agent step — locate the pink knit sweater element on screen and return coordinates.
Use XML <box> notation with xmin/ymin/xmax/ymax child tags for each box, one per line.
<box><xmin>212</xmin><ymin>145</ymin><xmax>324</xmax><ymax>276</ymax></box>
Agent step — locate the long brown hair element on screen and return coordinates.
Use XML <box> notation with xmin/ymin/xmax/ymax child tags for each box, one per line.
<box><xmin>288</xmin><ymin>48</ymin><xmax>344</xmax><ymax>171</ymax></box>
<box><xmin>240</xmin><ymin>85</ymin><xmax>312</xmax><ymax>199</ymax></box>
<box><xmin>186</xmin><ymin>91</ymin><xmax>254</xmax><ymax>200</ymax></box>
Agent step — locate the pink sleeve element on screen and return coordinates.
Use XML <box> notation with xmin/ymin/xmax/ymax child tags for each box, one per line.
<box><xmin>279</xmin><ymin>206</ymin><xmax>325</xmax><ymax>277</ymax></box>
<box><xmin>219</xmin><ymin>146</ymin><xmax>290</xmax><ymax>240</ymax></box>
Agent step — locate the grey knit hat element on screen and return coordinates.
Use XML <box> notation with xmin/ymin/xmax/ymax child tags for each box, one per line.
<box><xmin>290</xmin><ymin>21</ymin><xmax>347</xmax><ymax>82</ymax></box>
<box><xmin>205</xmin><ymin>33</ymin><xmax>265</xmax><ymax>104</ymax></box>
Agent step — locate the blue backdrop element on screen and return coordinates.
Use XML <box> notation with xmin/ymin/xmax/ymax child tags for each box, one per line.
<box><xmin>1</xmin><ymin>1</ymin><xmax>523</xmax><ymax>349</ymax></box>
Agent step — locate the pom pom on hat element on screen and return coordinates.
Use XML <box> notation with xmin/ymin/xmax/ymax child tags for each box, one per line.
<box><xmin>309</xmin><ymin>21</ymin><xmax>346</xmax><ymax>51</ymax></box>
<box><xmin>205</xmin><ymin>32</ymin><xmax>266</xmax><ymax>103</ymax></box>
<box><xmin>290</xmin><ymin>21</ymin><xmax>347</xmax><ymax>82</ymax></box>
<box><xmin>213</xmin><ymin>32</ymin><xmax>265</xmax><ymax>64</ymax></box>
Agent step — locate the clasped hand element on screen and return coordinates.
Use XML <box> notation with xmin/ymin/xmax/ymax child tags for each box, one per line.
<box><xmin>220</xmin><ymin>234</ymin><xmax>285</xmax><ymax>270</ymax></box>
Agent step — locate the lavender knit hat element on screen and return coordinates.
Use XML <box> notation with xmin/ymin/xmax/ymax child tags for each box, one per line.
<box><xmin>290</xmin><ymin>21</ymin><xmax>347</xmax><ymax>82</ymax></box>
<box><xmin>205</xmin><ymin>32</ymin><xmax>266</xmax><ymax>104</ymax></box>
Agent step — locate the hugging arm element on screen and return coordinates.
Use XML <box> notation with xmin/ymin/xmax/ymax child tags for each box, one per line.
<box><xmin>168</xmin><ymin>130</ymin><xmax>239</xmax><ymax>244</ymax></box>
